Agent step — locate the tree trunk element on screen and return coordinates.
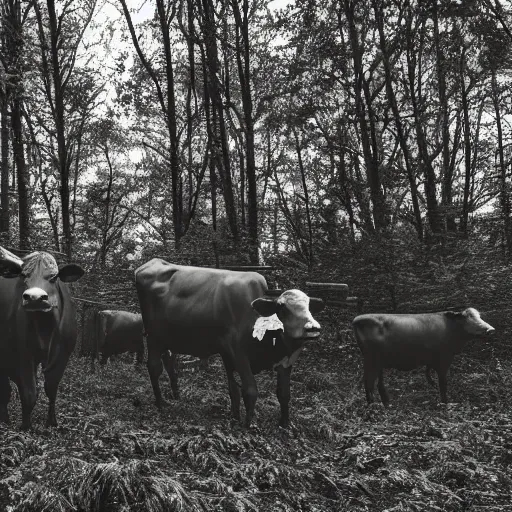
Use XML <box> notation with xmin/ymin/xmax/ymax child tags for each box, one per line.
<box><xmin>232</xmin><ymin>0</ymin><xmax>258</xmax><ymax>263</ymax></box>
<box><xmin>155</xmin><ymin>0</ymin><xmax>182</xmax><ymax>249</ymax></box>
<box><xmin>492</xmin><ymin>69</ymin><xmax>511</xmax><ymax>254</ymax></box>
<box><xmin>373</xmin><ymin>0</ymin><xmax>422</xmax><ymax>240</ymax></box>
<box><xmin>201</xmin><ymin>0</ymin><xmax>238</xmax><ymax>244</ymax></box>
<box><xmin>11</xmin><ymin>97</ymin><xmax>29</xmax><ymax>249</ymax></box>
<box><xmin>0</xmin><ymin>92</ymin><xmax>9</xmax><ymax>238</ymax></box>
<box><xmin>405</xmin><ymin>12</ymin><xmax>443</xmax><ymax>235</ymax></box>
<box><xmin>434</xmin><ymin>1</ymin><xmax>455</xmax><ymax>231</ymax></box>
<box><xmin>46</xmin><ymin>0</ymin><xmax>71</xmax><ymax>257</ymax></box>
<box><xmin>294</xmin><ymin>128</ymin><xmax>313</xmax><ymax>268</ymax></box>
<box><xmin>342</xmin><ymin>0</ymin><xmax>387</xmax><ymax>232</ymax></box>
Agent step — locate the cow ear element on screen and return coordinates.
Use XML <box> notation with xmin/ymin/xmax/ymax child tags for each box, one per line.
<box><xmin>309</xmin><ymin>297</ymin><xmax>325</xmax><ymax>314</ymax></box>
<box><xmin>58</xmin><ymin>263</ymin><xmax>85</xmax><ymax>283</ymax></box>
<box><xmin>251</xmin><ymin>298</ymin><xmax>278</xmax><ymax>317</ymax></box>
<box><xmin>0</xmin><ymin>246</ymin><xmax>23</xmax><ymax>278</ymax></box>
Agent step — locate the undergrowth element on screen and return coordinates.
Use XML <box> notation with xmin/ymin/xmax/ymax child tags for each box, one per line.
<box><xmin>1</xmin><ymin>313</ymin><xmax>512</xmax><ymax>511</ymax></box>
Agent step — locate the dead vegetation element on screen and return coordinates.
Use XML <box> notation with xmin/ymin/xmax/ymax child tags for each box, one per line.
<box><xmin>1</xmin><ymin>310</ymin><xmax>511</xmax><ymax>512</ymax></box>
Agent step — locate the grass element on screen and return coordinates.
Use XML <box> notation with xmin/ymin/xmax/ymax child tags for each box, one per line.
<box><xmin>1</xmin><ymin>315</ymin><xmax>512</xmax><ymax>511</ymax></box>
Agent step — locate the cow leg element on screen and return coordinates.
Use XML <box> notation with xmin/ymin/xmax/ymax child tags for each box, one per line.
<box><xmin>0</xmin><ymin>374</ymin><xmax>11</xmax><ymax>424</ymax></box>
<box><xmin>377</xmin><ymin>369</ymin><xmax>389</xmax><ymax>407</ymax></box>
<box><xmin>437</xmin><ymin>368</ymin><xmax>449</xmax><ymax>403</ymax></box>
<box><xmin>18</xmin><ymin>360</ymin><xmax>37</xmax><ymax>430</ymax></box>
<box><xmin>276</xmin><ymin>365</ymin><xmax>292</xmax><ymax>428</ymax></box>
<box><xmin>426</xmin><ymin>366</ymin><xmax>436</xmax><ymax>387</ymax></box>
<box><xmin>236</xmin><ymin>357</ymin><xmax>258</xmax><ymax>428</ymax></box>
<box><xmin>221</xmin><ymin>355</ymin><xmax>241</xmax><ymax>423</ymax></box>
<box><xmin>135</xmin><ymin>347</ymin><xmax>144</xmax><ymax>366</ymax></box>
<box><xmin>44</xmin><ymin>351</ymin><xmax>72</xmax><ymax>428</ymax></box>
<box><xmin>147</xmin><ymin>347</ymin><xmax>166</xmax><ymax>409</ymax></box>
<box><xmin>162</xmin><ymin>351</ymin><xmax>179</xmax><ymax>399</ymax></box>
<box><xmin>363</xmin><ymin>361</ymin><xmax>379</xmax><ymax>404</ymax></box>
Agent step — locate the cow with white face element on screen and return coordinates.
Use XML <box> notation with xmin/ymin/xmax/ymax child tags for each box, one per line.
<box><xmin>135</xmin><ymin>259</ymin><xmax>324</xmax><ymax>428</ymax></box>
<box><xmin>353</xmin><ymin>307</ymin><xmax>495</xmax><ymax>406</ymax></box>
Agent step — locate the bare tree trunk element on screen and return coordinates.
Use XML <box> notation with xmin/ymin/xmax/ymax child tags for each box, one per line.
<box><xmin>405</xmin><ymin>11</ymin><xmax>443</xmax><ymax>235</ymax></box>
<box><xmin>373</xmin><ymin>0</ymin><xmax>422</xmax><ymax>240</ymax></box>
<box><xmin>0</xmin><ymin>92</ymin><xmax>9</xmax><ymax>238</ymax></box>
<box><xmin>11</xmin><ymin>96</ymin><xmax>29</xmax><ymax>249</ymax></box>
<box><xmin>294</xmin><ymin>128</ymin><xmax>313</xmax><ymax>268</ymax></box>
<box><xmin>200</xmin><ymin>0</ymin><xmax>238</xmax><ymax>244</ymax></box>
<box><xmin>341</xmin><ymin>0</ymin><xmax>387</xmax><ymax>232</ymax></box>
<box><xmin>492</xmin><ymin>69</ymin><xmax>511</xmax><ymax>254</ymax></box>
<box><xmin>433</xmin><ymin>1</ymin><xmax>455</xmax><ymax>231</ymax></box>
<box><xmin>232</xmin><ymin>0</ymin><xmax>258</xmax><ymax>263</ymax></box>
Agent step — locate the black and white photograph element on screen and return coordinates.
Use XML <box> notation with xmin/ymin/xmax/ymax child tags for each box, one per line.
<box><xmin>0</xmin><ymin>0</ymin><xmax>511</xmax><ymax>510</ymax></box>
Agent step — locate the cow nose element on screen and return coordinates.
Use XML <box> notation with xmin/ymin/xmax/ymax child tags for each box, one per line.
<box><xmin>305</xmin><ymin>318</ymin><xmax>321</xmax><ymax>331</ymax></box>
<box><xmin>23</xmin><ymin>289</ymin><xmax>49</xmax><ymax>302</ymax></box>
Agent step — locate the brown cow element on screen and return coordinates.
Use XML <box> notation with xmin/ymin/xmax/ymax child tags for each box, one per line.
<box><xmin>96</xmin><ymin>310</ymin><xmax>144</xmax><ymax>365</ymax></box>
<box><xmin>135</xmin><ymin>259</ymin><xmax>324</xmax><ymax>427</ymax></box>
<box><xmin>0</xmin><ymin>248</ymin><xmax>84</xmax><ymax>429</ymax></box>
<box><xmin>352</xmin><ymin>308</ymin><xmax>495</xmax><ymax>405</ymax></box>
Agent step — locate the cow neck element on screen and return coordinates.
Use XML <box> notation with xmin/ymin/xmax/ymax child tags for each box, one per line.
<box><xmin>26</xmin><ymin>284</ymin><xmax>63</xmax><ymax>367</ymax></box>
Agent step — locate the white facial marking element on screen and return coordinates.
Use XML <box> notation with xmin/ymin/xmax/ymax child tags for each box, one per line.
<box><xmin>463</xmin><ymin>308</ymin><xmax>495</xmax><ymax>334</ymax></box>
<box><xmin>23</xmin><ymin>287</ymin><xmax>48</xmax><ymax>301</ymax></box>
<box><xmin>278</xmin><ymin>289</ymin><xmax>321</xmax><ymax>339</ymax></box>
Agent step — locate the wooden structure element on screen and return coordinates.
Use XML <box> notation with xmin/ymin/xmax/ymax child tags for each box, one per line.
<box><xmin>266</xmin><ymin>282</ymin><xmax>362</xmax><ymax>312</ymax></box>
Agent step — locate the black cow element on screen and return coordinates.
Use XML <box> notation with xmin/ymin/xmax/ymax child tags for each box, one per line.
<box><xmin>0</xmin><ymin>248</ymin><xmax>84</xmax><ymax>429</ymax></box>
<box><xmin>135</xmin><ymin>259</ymin><xmax>324</xmax><ymax>427</ymax></box>
<box><xmin>352</xmin><ymin>308</ymin><xmax>495</xmax><ymax>405</ymax></box>
<box><xmin>96</xmin><ymin>310</ymin><xmax>144</xmax><ymax>365</ymax></box>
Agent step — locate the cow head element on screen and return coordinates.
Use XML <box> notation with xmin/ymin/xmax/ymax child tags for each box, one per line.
<box><xmin>251</xmin><ymin>289</ymin><xmax>324</xmax><ymax>340</ymax></box>
<box><xmin>0</xmin><ymin>248</ymin><xmax>84</xmax><ymax>312</ymax></box>
<box><xmin>447</xmin><ymin>308</ymin><xmax>495</xmax><ymax>335</ymax></box>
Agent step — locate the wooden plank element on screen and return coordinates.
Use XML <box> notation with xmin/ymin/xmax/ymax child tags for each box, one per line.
<box><xmin>218</xmin><ymin>265</ymin><xmax>273</xmax><ymax>271</ymax></box>
<box><xmin>305</xmin><ymin>282</ymin><xmax>349</xmax><ymax>291</ymax></box>
<box><xmin>74</xmin><ymin>297</ymin><xmax>138</xmax><ymax>311</ymax></box>
<box><xmin>5</xmin><ymin>246</ymin><xmax>67</xmax><ymax>257</ymax></box>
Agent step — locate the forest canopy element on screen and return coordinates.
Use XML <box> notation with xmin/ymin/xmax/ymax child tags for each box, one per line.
<box><xmin>0</xmin><ymin>0</ymin><xmax>511</xmax><ymax>274</ymax></box>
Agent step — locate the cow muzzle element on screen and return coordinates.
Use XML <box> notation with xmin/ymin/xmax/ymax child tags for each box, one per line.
<box><xmin>303</xmin><ymin>326</ymin><xmax>321</xmax><ymax>340</ymax></box>
<box><xmin>22</xmin><ymin>288</ymin><xmax>53</xmax><ymax>312</ymax></box>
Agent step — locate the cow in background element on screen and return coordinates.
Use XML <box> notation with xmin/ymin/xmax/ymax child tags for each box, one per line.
<box><xmin>352</xmin><ymin>308</ymin><xmax>495</xmax><ymax>405</ymax></box>
<box><xmin>95</xmin><ymin>310</ymin><xmax>144</xmax><ymax>365</ymax></box>
<box><xmin>0</xmin><ymin>247</ymin><xmax>84</xmax><ymax>429</ymax></box>
<box><xmin>135</xmin><ymin>258</ymin><xmax>324</xmax><ymax>428</ymax></box>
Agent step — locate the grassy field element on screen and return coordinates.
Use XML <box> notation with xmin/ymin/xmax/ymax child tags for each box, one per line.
<box><xmin>1</xmin><ymin>312</ymin><xmax>512</xmax><ymax>511</ymax></box>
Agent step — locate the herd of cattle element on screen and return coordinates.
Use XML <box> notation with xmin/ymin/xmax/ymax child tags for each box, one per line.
<box><xmin>0</xmin><ymin>247</ymin><xmax>496</xmax><ymax>430</ymax></box>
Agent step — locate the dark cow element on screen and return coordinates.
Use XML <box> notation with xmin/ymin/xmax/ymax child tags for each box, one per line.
<box><xmin>95</xmin><ymin>310</ymin><xmax>144</xmax><ymax>365</ymax></box>
<box><xmin>352</xmin><ymin>308</ymin><xmax>495</xmax><ymax>405</ymax></box>
<box><xmin>135</xmin><ymin>259</ymin><xmax>324</xmax><ymax>427</ymax></box>
<box><xmin>0</xmin><ymin>247</ymin><xmax>84</xmax><ymax>429</ymax></box>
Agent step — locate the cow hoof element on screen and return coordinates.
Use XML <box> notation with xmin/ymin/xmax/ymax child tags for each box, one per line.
<box><xmin>156</xmin><ymin>399</ymin><xmax>169</xmax><ymax>410</ymax></box>
<box><xmin>0</xmin><ymin>407</ymin><xmax>9</xmax><ymax>425</ymax></box>
<box><xmin>46</xmin><ymin>418</ymin><xmax>57</xmax><ymax>428</ymax></box>
<box><xmin>20</xmin><ymin>422</ymin><xmax>31</xmax><ymax>431</ymax></box>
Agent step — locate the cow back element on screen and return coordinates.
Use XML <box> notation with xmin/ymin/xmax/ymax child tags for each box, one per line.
<box><xmin>135</xmin><ymin>259</ymin><xmax>267</xmax><ymax>333</ymax></box>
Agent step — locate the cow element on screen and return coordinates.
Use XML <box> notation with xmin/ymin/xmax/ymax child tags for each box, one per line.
<box><xmin>95</xmin><ymin>310</ymin><xmax>144</xmax><ymax>365</ymax></box>
<box><xmin>352</xmin><ymin>308</ymin><xmax>495</xmax><ymax>406</ymax></box>
<box><xmin>0</xmin><ymin>247</ymin><xmax>84</xmax><ymax>429</ymax></box>
<box><xmin>135</xmin><ymin>258</ymin><xmax>324</xmax><ymax>428</ymax></box>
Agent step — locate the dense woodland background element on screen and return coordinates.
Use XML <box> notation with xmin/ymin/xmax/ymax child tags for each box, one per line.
<box><xmin>2</xmin><ymin>1</ymin><xmax>512</xmax><ymax>511</ymax></box>
<box><xmin>1</xmin><ymin>0</ymin><xmax>512</xmax><ymax>286</ymax></box>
